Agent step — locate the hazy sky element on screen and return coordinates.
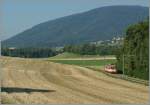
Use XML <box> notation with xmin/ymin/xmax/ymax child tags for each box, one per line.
<box><xmin>1</xmin><ymin>0</ymin><xmax>149</xmax><ymax>40</ymax></box>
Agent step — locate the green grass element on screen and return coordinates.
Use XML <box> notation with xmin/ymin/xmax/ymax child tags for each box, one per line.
<box><xmin>49</xmin><ymin>59</ymin><xmax>116</xmax><ymax>67</ymax></box>
<box><xmin>50</xmin><ymin>52</ymin><xmax>82</xmax><ymax>59</ymax></box>
<box><xmin>49</xmin><ymin>52</ymin><xmax>116</xmax><ymax>68</ymax></box>
<box><xmin>50</xmin><ymin>52</ymin><xmax>115</xmax><ymax>59</ymax></box>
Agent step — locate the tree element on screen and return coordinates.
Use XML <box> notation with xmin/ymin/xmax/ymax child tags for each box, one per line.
<box><xmin>116</xmin><ymin>19</ymin><xmax>149</xmax><ymax>80</ymax></box>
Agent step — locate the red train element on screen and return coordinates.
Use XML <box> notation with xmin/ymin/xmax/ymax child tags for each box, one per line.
<box><xmin>104</xmin><ymin>64</ymin><xmax>117</xmax><ymax>74</ymax></box>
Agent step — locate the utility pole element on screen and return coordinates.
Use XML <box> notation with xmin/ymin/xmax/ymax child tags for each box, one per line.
<box><xmin>122</xmin><ymin>54</ymin><xmax>125</xmax><ymax>76</ymax></box>
<box><xmin>104</xmin><ymin>55</ymin><xmax>106</xmax><ymax>70</ymax></box>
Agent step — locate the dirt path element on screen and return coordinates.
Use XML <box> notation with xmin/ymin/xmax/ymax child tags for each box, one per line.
<box><xmin>0</xmin><ymin>57</ymin><xmax>149</xmax><ymax>104</ymax></box>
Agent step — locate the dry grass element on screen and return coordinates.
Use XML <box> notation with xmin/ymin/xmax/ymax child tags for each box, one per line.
<box><xmin>0</xmin><ymin>57</ymin><xmax>149</xmax><ymax>104</ymax></box>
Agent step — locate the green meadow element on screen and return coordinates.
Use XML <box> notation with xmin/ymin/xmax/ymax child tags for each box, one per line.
<box><xmin>49</xmin><ymin>59</ymin><xmax>116</xmax><ymax>67</ymax></box>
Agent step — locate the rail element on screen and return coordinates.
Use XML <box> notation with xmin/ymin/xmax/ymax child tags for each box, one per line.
<box><xmin>86</xmin><ymin>67</ymin><xmax>149</xmax><ymax>86</ymax></box>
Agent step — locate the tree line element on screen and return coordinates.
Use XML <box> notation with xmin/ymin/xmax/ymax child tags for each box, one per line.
<box><xmin>1</xmin><ymin>43</ymin><xmax>120</xmax><ymax>58</ymax></box>
<box><xmin>1</xmin><ymin>47</ymin><xmax>57</xmax><ymax>58</ymax></box>
<box><xmin>116</xmin><ymin>19</ymin><xmax>149</xmax><ymax>80</ymax></box>
<box><xmin>63</xmin><ymin>44</ymin><xmax>120</xmax><ymax>55</ymax></box>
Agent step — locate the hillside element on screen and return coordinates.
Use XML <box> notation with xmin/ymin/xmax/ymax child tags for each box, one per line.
<box><xmin>2</xmin><ymin>5</ymin><xmax>149</xmax><ymax>48</ymax></box>
<box><xmin>1</xmin><ymin>57</ymin><xmax>149</xmax><ymax>104</ymax></box>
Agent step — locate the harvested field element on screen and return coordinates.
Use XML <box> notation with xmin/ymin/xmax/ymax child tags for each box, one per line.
<box><xmin>0</xmin><ymin>57</ymin><xmax>149</xmax><ymax>104</ymax></box>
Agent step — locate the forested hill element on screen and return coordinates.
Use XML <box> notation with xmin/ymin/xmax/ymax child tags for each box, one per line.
<box><xmin>2</xmin><ymin>5</ymin><xmax>149</xmax><ymax>48</ymax></box>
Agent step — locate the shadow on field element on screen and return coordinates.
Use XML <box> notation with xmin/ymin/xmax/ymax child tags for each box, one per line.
<box><xmin>1</xmin><ymin>87</ymin><xmax>56</xmax><ymax>93</ymax></box>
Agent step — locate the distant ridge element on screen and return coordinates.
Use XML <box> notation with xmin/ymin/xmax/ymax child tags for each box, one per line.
<box><xmin>2</xmin><ymin>5</ymin><xmax>149</xmax><ymax>48</ymax></box>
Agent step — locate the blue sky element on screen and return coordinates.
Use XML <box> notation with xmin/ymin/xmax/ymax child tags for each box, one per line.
<box><xmin>1</xmin><ymin>0</ymin><xmax>149</xmax><ymax>40</ymax></box>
